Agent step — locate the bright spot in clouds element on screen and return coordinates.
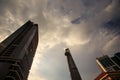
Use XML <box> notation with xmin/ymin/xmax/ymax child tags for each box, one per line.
<box><xmin>0</xmin><ymin>0</ymin><xmax>120</xmax><ymax>80</ymax></box>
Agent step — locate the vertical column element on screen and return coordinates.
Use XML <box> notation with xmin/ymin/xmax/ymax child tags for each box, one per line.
<box><xmin>65</xmin><ymin>48</ymin><xmax>82</xmax><ymax>80</ymax></box>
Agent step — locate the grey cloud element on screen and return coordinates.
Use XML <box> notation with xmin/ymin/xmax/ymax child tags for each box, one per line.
<box><xmin>103</xmin><ymin>35</ymin><xmax>120</xmax><ymax>54</ymax></box>
<box><xmin>0</xmin><ymin>28</ymin><xmax>11</xmax><ymax>42</ymax></box>
<box><xmin>0</xmin><ymin>0</ymin><xmax>120</xmax><ymax>80</ymax></box>
<box><xmin>82</xmin><ymin>0</ymin><xmax>112</xmax><ymax>9</ymax></box>
<box><xmin>71</xmin><ymin>17</ymin><xmax>81</xmax><ymax>24</ymax></box>
<box><xmin>110</xmin><ymin>0</ymin><xmax>120</xmax><ymax>18</ymax></box>
<box><xmin>103</xmin><ymin>0</ymin><xmax>120</xmax><ymax>33</ymax></box>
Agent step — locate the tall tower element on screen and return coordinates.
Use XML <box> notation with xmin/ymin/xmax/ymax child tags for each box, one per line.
<box><xmin>0</xmin><ymin>21</ymin><xmax>38</xmax><ymax>80</ymax></box>
<box><xmin>65</xmin><ymin>48</ymin><xmax>82</xmax><ymax>80</ymax></box>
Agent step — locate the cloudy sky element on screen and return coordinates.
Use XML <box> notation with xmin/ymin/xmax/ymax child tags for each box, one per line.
<box><xmin>0</xmin><ymin>0</ymin><xmax>120</xmax><ymax>80</ymax></box>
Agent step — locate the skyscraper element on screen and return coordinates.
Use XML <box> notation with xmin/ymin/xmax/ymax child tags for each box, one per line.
<box><xmin>95</xmin><ymin>53</ymin><xmax>120</xmax><ymax>80</ymax></box>
<box><xmin>96</xmin><ymin>55</ymin><xmax>120</xmax><ymax>72</ymax></box>
<box><xmin>65</xmin><ymin>48</ymin><xmax>82</xmax><ymax>80</ymax></box>
<box><xmin>111</xmin><ymin>52</ymin><xmax>120</xmax><ymax>67</ymax></box>
<box><xmin>0</xmin><ymin>21</ymin><xmax>38</xmax><ymax>80</ymax></box>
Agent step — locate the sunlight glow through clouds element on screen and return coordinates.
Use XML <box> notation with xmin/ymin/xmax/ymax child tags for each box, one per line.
<box><xmin>0</xmin><ymin>0</ymin><xmax>120</xmax><ymax>80</ymax></box>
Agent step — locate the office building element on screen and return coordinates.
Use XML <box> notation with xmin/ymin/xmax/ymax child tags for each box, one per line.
<box><xmin>111</xmin><ymin>52</ymin><xmax>120</xmax><ymax>67</ymax></box>
<box><xmin>95</xmin><ymin>71</ymin><xmax>120</xmax><ymax>80</ymax></box>
<box><xmin>96</xmin><ymin>55</ymin><xmax>120</xmax><ymax>72</ymax></box>
<box><xmin>95</xmin><ymin>52</ymin><xmax>120</xmax><ymax>80</ymax></box>
<box><xmin>0</xmin><ymin>21</ymin><xmax>38</xmax><ymax>80</ymax></box>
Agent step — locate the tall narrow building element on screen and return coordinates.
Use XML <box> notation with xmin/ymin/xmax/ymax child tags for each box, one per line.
<box><xmin>0</xmin><ymin>21</ymin><xmax>38</xmax><ymax>80</ymax></box>
<box><xmin>65</xmin><ymin>48</ymin><xmax>82</xmax><ymax>80</ymax></box>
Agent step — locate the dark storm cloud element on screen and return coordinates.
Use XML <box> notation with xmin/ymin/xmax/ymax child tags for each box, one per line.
<box><xmin>71</xmin><ymin>17</ymin><xmax>81</xmax><ymax>24</ymax></box>
<box><xmin>110</xmin><ymin>0</ymin><xmax>120</xmax><ymax>18</ymax></box>
<box><xmin>101</xmin><ymin>0</ymin><xmax>120</xmax><ymax>55</ymax></box>
<box><xmin>82</xmin><ymin>0</ymin><xmax>112</xmax><ymax>9</ymax></box>
<box><xmin>104</xmin><ymin>19</ymin><xmax>120</xmax><ymax>32</ymax></box>
<box><xmin>103</xmin><ymin>0</ymin><xmax>120</xmax><ymax>33</ymax></box>
<box><xmin>0</xmin><ymin>0</ymin><xmax>13</xmax><ymax>14</ymax></box>
<box><xmin>71</xmin><ymin>12</ymin><xmax>95</xmax><ymax>24</ymax></box>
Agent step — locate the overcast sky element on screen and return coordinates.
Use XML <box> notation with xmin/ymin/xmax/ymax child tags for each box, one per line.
<box><xmin>0</xmin><ymin>0</ymin><xmax>120</xmax><ymax>80</ymax></box>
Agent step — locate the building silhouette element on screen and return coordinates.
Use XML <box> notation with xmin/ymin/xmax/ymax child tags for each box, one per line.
<box><xmin>0</xmin><ymin>21</ymin><xmax>38</xmax><ymax>80</ymax></box>
<box><xmin>95</xmin><ymin>52</ymin><xmax>120</xmax><ymax>80</ymax></box>
<box><xmin>111</xmin><ymin>52</ymin><xmax>120</xmax><ymax>67</ymax></box>
<box><xmin>96</xmin><ymin>55</ymin><xmax>120</xmax><ymax>72</ymax></box>
<box><xmin>65</xmin><ymin>48</ymin><xmax>82</xmax><ymax>80</ymax></box>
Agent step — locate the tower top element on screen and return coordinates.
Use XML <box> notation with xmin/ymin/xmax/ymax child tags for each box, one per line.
<box><xmin>65</xmin><ymin>48</ymin><xmax>70</xmax><ymax>52</ymax></box>
<box><xmin>65</xmin><ymin>48</ymin><xmax>71</xmax><ymax>56</ymax></box>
